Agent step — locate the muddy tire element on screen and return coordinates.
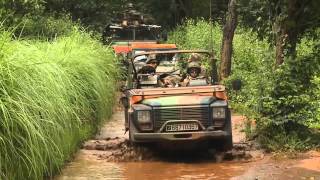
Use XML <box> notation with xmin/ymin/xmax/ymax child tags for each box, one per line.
<box><xmin>129</xmin><ymin>120</ymin><xmax>147</xmax><ymax>146</ymax></box>
<box><xmin>215</xmin><ymin>109</ymin><xmax>233</xmax><ymax>151</ymax></box>
<box><xmin>222</xmin><ymin>110</ymin><xmax>233</xmax><ymax>151</ymax></box>
<box><xmin>129</xmin><ymin>121</ymin><xmax>136</xmax><ymax>143</ymax></box>
<box><xmin>222</xmin><ymin>109</ymin><xmax>233</xmax><ymax>151</ymax></box>
<box><xmin>222</xmin><ymin>135</ymin><xmax>233</xmax><ymax>151</ymax></box>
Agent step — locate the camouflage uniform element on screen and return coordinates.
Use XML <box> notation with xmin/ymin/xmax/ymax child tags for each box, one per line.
<box><xmin>161</xmin><ymin>75</ymin><xmax>182</xmax><ymax>88</ymax></box>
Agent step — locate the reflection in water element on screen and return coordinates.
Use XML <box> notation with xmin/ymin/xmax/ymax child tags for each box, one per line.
<box><xmin>122</xmin><ymin>162</ymin><xmax>245</xmax><ymax>180</ymax></box>
<box><xmin>57</xmin><ymin>153</ymin><xmax>320</xmax><ymax>180</ymax></box>
<box><xmin>58</xmin><ymin>163</ymin><xmax>124</xmax><ymax>180</ymax></box>
<box><xmin>57</xmin><ymin>155</ymin><xmax>247</xmax><ymax>180</ymax></box>
<box><xmin>57</xmin><ymin>156</ymin><xmax>125</xmax><ymax>180</ymax></box>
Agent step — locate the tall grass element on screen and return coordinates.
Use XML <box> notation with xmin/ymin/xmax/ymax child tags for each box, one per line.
<box><xmin>0</xmin><ymin>27</ymin><xmax>119</xmax><ymax>179</ymax></box>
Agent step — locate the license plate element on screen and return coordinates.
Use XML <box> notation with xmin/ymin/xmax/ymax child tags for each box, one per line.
<box><xmin>165</xmin><ymin>123</ymin><xmax>199</xmax><ymax>132</ymax></box>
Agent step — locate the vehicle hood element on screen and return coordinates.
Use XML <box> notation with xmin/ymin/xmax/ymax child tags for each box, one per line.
<box><xmin>141</xmin><ymin>95</ymin><xmax>215</xmax><ymax>107</ymax></box>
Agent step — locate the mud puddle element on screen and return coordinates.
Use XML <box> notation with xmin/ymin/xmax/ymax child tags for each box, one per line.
<box><xmin>82</xmin><ymin>137</ymin><xmax>261</xmax><ymax>162</ymax></box>
<box><xmin>57</xmin><ymin>110</ymin><xmax>320</xmax><ymax>180</ymax></box>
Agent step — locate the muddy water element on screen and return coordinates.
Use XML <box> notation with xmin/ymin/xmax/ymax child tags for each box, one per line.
<box><xmin>57</xmin><ymin>151</ymin><xmax>320</xmax><ymax>180</ymax></box>
<box><xmin>57</xmin><ymin>110</ymin><xmax>320</xmax><ymax>180</ymax></box>
<box><xmin>58</xmin><ymin>156</ymin><xmax>248</xmax><ymax>180</ymax></box>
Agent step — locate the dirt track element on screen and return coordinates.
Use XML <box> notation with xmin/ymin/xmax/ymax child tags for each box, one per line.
<box><xmin>57</xmin><ymin>108</ymin><xmax>320</xmax><ymax>180</ymax></box>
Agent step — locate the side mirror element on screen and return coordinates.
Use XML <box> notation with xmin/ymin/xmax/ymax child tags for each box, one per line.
<box><xmin>161</xmin><ymin>32</ymin><xmax>168</xmax><ymax>41</ymax></box>
<box><xmin>211</xmin><ymin>58</ymin><xmax>218</xmax><ymax>84</ymax></box>
<box><xmin>120</xmin><ymin>85</ymin><xmax>127</xmax><ymax>92</ymax></box>
<box><xmin>231</xmin><ymin>79</ymin><xmax>242</xmax><ymax>91</ymax></box>
<box><xmin>120</xmin><ymin>96</ymin><xmax>129</xmax><ymax>108</ymax></box>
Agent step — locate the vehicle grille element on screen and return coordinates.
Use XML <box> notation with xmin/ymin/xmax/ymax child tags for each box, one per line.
<box><xmin>153</xmin><ymin>107</ymin><xmax>211</xmax><ymax>130</ymax></box>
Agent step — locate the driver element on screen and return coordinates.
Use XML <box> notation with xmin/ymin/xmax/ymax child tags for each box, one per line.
<box><xmin>137</xmin><ymin>54</ymin><xmax>159</xmax><ymax>74</ymax></box>
<box><xmin>146</xmin><ymin>54</ymin><xmax>159</xmax><ymax>69</ymax></box>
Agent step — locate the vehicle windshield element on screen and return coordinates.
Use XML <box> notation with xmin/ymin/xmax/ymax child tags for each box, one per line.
<box><xmin>105</xmin><ymin>25</ymin><xmax>161</xmax><ymax>42</ymax></box>
<box><xmin>133</xmin><ymin>52</ymin><xmax>211</xmax><ymax>88</ymax></box>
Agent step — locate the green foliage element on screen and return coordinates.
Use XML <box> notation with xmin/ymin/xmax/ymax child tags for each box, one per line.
<box><xmin>239</xmin><ymin>0</ymin><xmax>320</xmax><ymax>41</ymax></box>
<box><xmin>0</xmin><ymin>28</ymin><xmax>119</xmax><ymax>179</ymax></box>
<box><xmin>258</xmin><ymin>124</ymin><xmax>320</xmax><ymax>152</ymax></box>
<box><xmin>254</xmin><ymin>43</ymin><xmax>320</xmax><ymax>151</ymax></box>
<box><xmin>261</xmin><ymin>45</ymin><xmax>320</xmax><ymax>125</ymax></box>
<box><xmin>226</xmin><ymin>28</ymin><xmax>275</xmax><ymax>113</ymax></box>
<box><xmin>168</xmin><ymin>18</ymin><xmax>320</xmax><ymax>151</ymax></box>
<box><xmin>167</xmin><ymin>19</ymin><xmax>222</xmax><ymax>55</ymax></box>
<box><xmin>14</xmin><ymin>14</ymin><xmax>76</xmax><ymax>39</ymax></box>
<box><xmin>168</xmin><ymin>19</ymin><xmax>275</xmax><ymax>116</ymax></box>
<box><xmin>0</xmin><ymin>0</ymin><xmax>78</xmax><ymax>39</ymax></box>
<box><xmin>311</xmin><ymin>76</ymin><xmax>320</xmax><ymax>128</ymax></box>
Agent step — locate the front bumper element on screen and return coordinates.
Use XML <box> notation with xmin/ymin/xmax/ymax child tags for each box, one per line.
<box><xmin>134</xmin><ymin>130</ymin><xmax>230</xmax><ymax>142</ymax></box>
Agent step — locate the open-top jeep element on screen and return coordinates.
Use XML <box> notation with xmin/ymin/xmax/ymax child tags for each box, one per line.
<box><xmin>121</xmin><ymin>50</ymin><xmax>232</xmax><ymax>150</ymax></box>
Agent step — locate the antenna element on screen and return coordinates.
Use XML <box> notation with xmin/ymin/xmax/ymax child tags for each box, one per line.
<box><xmin>210</xmin><ymin>0</ymin><xmax>213</xmax><ymax>54</ymax></box>
<box><xmin>209</xmin><ymin>0</ymin><xmax>218</xmax><ymax>84</ymax></box>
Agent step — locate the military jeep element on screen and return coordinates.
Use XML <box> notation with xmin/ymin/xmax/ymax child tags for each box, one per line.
<box><xmin>121</xmin><ymin>50</ymin><xmax>232</xmax><ymax>150</ymax></box>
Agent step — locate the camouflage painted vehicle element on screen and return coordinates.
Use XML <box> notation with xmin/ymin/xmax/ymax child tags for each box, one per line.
<box><xmin>121</xmin><ymin>50</ymin><xmax>232</xmax><ymax>150</ymax></box>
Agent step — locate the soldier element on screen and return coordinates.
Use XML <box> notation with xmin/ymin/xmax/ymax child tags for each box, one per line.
<box><xmin>146</xmin><ymin>54</ymin><xmax>159</xmax><ymax>69</ymax></box>
<box><xmin>188</xmin><ymin>53</ymin><xmax>207</xmax><ymax>75</ymax></box>
<box><xmin>161</xmin><ymin>75</ymin><xmax>181</xmax><ymax>88</ymax></box>
<box><xmin>137</xmin><ymin>54</ymin><xmax>158</xmax><ymax>74</ymax></box>
<box><xmin>182</xmin><ymin>61</ymin><xmax>206</xmax><ymax>86</ymax></box>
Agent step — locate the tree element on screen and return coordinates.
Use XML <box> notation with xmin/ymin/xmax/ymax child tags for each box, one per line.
<box><xmin>219</xmin><ymin>0</ymin><xmax>238</xmax><ymax>80</ymax></box>
<box><xmin>239</xmin><ymin>0</ymin><xmax>320</xmax><ymax>66</ymax></box>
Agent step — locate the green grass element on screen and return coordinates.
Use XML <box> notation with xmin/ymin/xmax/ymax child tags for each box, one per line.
<box><xmin>0</xmin><ymin>27</ymin><xmax>119</xmax><ymax>179</ymax></box>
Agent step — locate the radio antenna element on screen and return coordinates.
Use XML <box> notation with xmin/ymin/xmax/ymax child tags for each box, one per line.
<box><xmin>210</xmin><ymin>0</ymin><xmax>213</xmax><ymax>54</ymax></box>
<box><xmin>209</xmin><ymin>0</ymin><xmax>218</xmax><ymax>84</ymax></box>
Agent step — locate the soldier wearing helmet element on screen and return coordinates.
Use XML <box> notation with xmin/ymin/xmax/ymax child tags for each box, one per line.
<box><xmin>182</xmin><ymin>60</ymin><xmax>206</xmax><ymax>86</ymax></box>
<box><xmin>138</xmin><ymin>54</ymin><xmax>159</xmax><ymax>74</ymax></box>
<box><xmin>187</xmin><ymin>52</ymin><xmax>207</xmax><ymax>75</ymax></box>
<box><xmin>187</xmin><ymin>61</ymin><xmax>202</xmax><ymax>78</ymax></box>
<box><xmin>146</xmin><ymin>54</ymin><xmax>159</xmax><ymax>69</ymax></box>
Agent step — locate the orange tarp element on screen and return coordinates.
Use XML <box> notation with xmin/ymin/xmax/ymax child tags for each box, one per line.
<box><xmin>131</xmin><ymin>44</ymin><xmax>177</xmax><ymax>50</ymax></box>
<box><xmin>112</xmin><ymin>45</ymin><xmax>132</xmax><ymax>54</ymax></box>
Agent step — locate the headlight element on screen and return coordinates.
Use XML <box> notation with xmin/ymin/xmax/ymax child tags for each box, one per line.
<box><xmin>137</xmin><ymin>111</ymin><xmax>151</xmax><ymax>123</ymax></box>
<box><xmin>212</xmin><ymin>107</ymin><xmax>226</xmax><ymax>119</ymax></box>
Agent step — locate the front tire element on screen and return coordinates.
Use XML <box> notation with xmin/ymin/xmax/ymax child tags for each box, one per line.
<box><xmin>129</xmin><ymin>120</ymin><xmax>136</xmax><ymax>143</ymax></box>
<box><xmin>222</xmin><ymin>109</ymin><xmax>233</xmax><ymax>151</ymax></box>
<box><xmin>215</xmin><ymin>109</ymin><xmax>233</xmax><ymax>151</ymax></box>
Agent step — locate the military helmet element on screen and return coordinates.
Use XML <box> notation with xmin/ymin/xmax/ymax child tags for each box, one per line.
<box><xmin>188</xmin><ymin>53</ymin><xmax>201</xmax><ymax>62</ymax></box>
<box><xmin>187</xmin><ymin>61</ymin><xmax>201</xmax><ymax>73</ymax></box>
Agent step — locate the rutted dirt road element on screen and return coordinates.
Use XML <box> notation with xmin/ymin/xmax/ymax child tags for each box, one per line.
<box><xmin>57</xmin><ymin>108</ymin><xmax>320</xmax><ymax>180</ymax></box>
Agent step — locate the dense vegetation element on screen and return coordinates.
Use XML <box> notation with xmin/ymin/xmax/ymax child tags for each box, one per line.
<box><xmin>0</xmin><ymin>0</ymin><xmax>319</xmax><ymax>179</ymax></box>
<box><xmin>168</xmin><ymin>19</ymin><xmax>320</xmax><ymax>151</ymax></box>
<box><xmin>0</xmin><ymin>28</ymin><xmax>119</xmax><ymax>179</ymax></box>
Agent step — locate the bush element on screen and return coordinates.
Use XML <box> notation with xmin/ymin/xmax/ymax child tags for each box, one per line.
<box><xmin>258</xmin><ymin>124</ymin><xmax>320</xmax><ymax>152</ymax></box>
<box><xmin>167</xmin><ymin>19</ymin><xmax>222</xmax><ymax>56</ymax></box>
<box><xmin>261</xmin><ymin>53</ymin><xmax>320</xmax><ymax>125</ymax></box>
<box><xmin>16</xmin><ymin>14</ymin><xmax>76</xmax><ymax>39</ymax></box>
<box><xmin>311</xmin><ymin>76</ymin><xmax>320</xmax><ymax>128</ymax></box>
<box><xmin>1</xmin><ymin>14</ymin><xmax>76</xmax><ymax>39</ymax></box>
<box><xmin>0</xmin><ymin>28</ymin><xmax>119</xmax><ymax>179</ymax></box>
